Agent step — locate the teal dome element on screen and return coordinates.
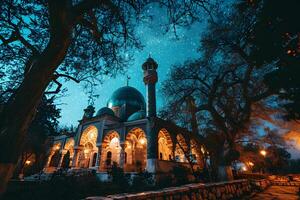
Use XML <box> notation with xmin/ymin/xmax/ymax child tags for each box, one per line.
<box><xmin>127</xmin><ymin>110</ymin><xmax>146</xmax><ymax>121</ymax></box>
<box><xmin>96</xmin><ymin>107</ymin><xmax>115</xmax><ymax>117</ymax></box>
<box><xmin>107</xmin><ymin>86</ymin><xmax>145</xmax><ymax>121</ymax></box>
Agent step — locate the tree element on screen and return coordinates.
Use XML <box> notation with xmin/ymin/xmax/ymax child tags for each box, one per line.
<box><xmin>235</xmin><ymin>0</ymin><xmax>300</xmax><ymax>120</ymax></box>
<box><xmin>160</xmin><ymin>2</ymin><xmax>279</xmax><ymax>180</ymax></box>
<box><xmin>265</xmin><ymin>146</ymin><xmax>291</xmax><ymax>174</ymax></box>
<box><xmin>15</xmin><ymin>96</ymin><xmax>60</xmax><ymax>177</ymax></box>
<box><xmin>0</xmin><ymin>0</ymin><xmax>211</xmax><ymax>193</ymax></box>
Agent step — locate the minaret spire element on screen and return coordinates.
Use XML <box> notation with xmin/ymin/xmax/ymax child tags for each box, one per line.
<box><xmin>142</xmin><ymin>57</ymin><xmax>158</xmax><ymax>117</ymax></box>
<box><xmin>126</xmin><ymin>75</ymin><xmax>131</xmax><ymax>86</ymax></box>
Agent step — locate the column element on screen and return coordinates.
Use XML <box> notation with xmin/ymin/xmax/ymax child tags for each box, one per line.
<box><xmin>119</xmin><ymin>142</ymin><xmax>125</xmax><ymax>168</ymax></box>
<box><xmin>146</xmin><ymin>121</ymin><xmax>158</xmax><ymax>173</ymax></box>
<box><xmin>72</xmin><ymin>146</ymin><xmax>81</xmax><ymax>168</ymax></box>
<box><xmin>95</xmin><ymin>145</ymin><xmax>102</xmax><ymax>170</ymax></box>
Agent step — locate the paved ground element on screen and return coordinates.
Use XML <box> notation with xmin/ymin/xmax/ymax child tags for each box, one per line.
<box><xmin>250</xmin><ymin>186</ymin><xmax>300</xmax><ymax>200</ymax></box>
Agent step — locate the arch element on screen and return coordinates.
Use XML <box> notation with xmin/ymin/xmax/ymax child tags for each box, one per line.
<box><xmin>175</xmin><ymin>134</ymin><xmax>188</xmax><ymax>162</ymax></box>
<box><xmin>158</xmin><ymin>128</ymin><xmax>173</xmax><ymax>161</ymax></box>
<box><xmin>79</xmin><ymin>126</ymin><xmax>98</xmax><ymax>146</ymax></box>
<box><xmin>101</xmin><ymin>130</ymin><xmax>121</xmax><ymax>169</ymax></box>
<box><xmin>46</xmin><ymin>142</ymin><xmax>62</xmax><ymax>168</ymax></box>
<box><xmin>124</xmin><ymin>127</ymin><xmax>147</xmax><ymax>172</ymax></box>
<box><xmin>78</xmin><ymin>126</ymin><xmax>98</xmax><ymax>168</ymax></box>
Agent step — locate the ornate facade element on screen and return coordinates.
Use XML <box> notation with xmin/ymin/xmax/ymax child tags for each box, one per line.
<box><xmin>44</xmin><ymin>58</ymin><xmax>204</xmax><ymax>179</ymax></box>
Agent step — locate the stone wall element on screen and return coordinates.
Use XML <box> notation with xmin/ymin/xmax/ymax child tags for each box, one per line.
<box><xmin>269</xmin><ymin>174</ymin><xmax>300</xmax><ymax>186</ymax></box>
<box><xmin>268</xmin><ymin>174</ymin><xmax>300</xmax><ymax>182</ymax></box>
<box><xmin>86</xmin><ymin>179</ymin><xmax>272</xmax><ymax>200</ymax></box>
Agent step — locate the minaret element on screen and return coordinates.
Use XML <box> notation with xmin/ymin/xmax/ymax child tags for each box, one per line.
<box><xmin>142</xmin><ymin>57</ymin><xmax>158</xmax><ymax>117</ymax></box>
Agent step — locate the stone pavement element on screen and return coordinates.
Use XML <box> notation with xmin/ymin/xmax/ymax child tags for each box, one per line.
<box><xmin>250</xmin><ymin>186</ymin><xmax>299</xmax><ymax>200</ymax></box>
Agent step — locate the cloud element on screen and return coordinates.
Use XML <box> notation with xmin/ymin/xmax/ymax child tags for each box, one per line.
<box><xmin>284</xmin><ymin>130</ymin><xmax>300</xmax><ymax>151</ymax></box>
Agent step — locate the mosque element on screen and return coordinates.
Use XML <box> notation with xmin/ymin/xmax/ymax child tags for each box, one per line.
<box><xmin>43</xmin><ymin>57</ymin><xmax>204</xmax><ymax>180</ymax></box>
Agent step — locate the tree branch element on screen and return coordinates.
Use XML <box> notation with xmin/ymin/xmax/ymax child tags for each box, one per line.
<box><xmin>55</xmin><ymin>73</ymin><xmax>80</xmax><ymax>83</ymax></box>
<box><xmin>45</xmin><ymin>80</ymin><xmax>62</xmax><ymax>94</ymax></box>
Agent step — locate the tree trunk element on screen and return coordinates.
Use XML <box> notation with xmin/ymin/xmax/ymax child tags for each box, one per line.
<box><xmin>217</xmin><ymin>165</ymin><xmax>233</xmax><ymax>181</ymax></box>
<box><xmin>0</xmin><ymin>33</ymin><xmax>71</xmax><ymax>194</ymax></box>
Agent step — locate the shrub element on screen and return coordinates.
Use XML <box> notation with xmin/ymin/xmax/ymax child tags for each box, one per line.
<box><xmin>172</xmin><ymin>165</ymin><xmax>190</xmax><ymax>185</ymax></box>
<box><xmin>156</xmin><ymin>174</ymin><xmax>173</xmax><ymax>188</ymax></box>
<box><xmin>131</xmin><ymin>171</ymin><xmax>154</xmax><ymax>191</ymax></box>
<box><xmin>108</xmin><ymin>162</ymin><xmax>130</xmax><ymax>187</ymax></box>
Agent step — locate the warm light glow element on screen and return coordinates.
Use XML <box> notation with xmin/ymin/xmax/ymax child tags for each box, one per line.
<box><xmin>248</xmin><ymin>162</ymin><xmax>254</xmax><ymax>167</ymax></box>
<box><xmin>84</xmin><ymin>149</ymin><xmax>90</xmax><ymax>154</ymax></box>
<box><xmin>25</xmin><ymin>160</ymin><xmax>31</xmax><ymax>165</ymax></box>
<box><xmin>55</xmin><ymin>145</ymin><xmax>60</xmax><ymax>150</ymax></box>
<box><xmin>111</xmin><ymin>137</ymin><xmax>119</xmax><ymax>146</ymax></box>
<box><xmin>139</xmin><ymin>138</ymin><xmax>146</xmax><ymax>145</ymax></box>
<box><xmin>88</xmin><ymin>132</ymin><xmax>96</xmax><ymax>140</ymax></box>
<box><xmin>201</xmin><ymin>146</ymin><xmax>205</xmax><ymax>154</ymax></box>
<box><xmin>260</xmin><ymin>150</ymin><xmax>267</xmax><ymax>157</ymax></box>
<box><xmin>242</xmin><ymin>166</ymin><xmax>247</xmax><ymax>171</ymax></box>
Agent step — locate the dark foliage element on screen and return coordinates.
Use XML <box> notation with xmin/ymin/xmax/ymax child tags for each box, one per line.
<box><xmin>238</xmin><ymin>0</ymin><xmax>300</xmax><ymax>120</ymax></box>
<box><xmin>3</xmin><ymin>171</ymin><xmax>105</xmax><ymax>200</ymax></box>
<box><xmin>131</xmin><ymin>171</ymin><xmax>154</xmax><ymax>192</ymax></box>
<box><xmin>265</xmin><ymin>146</ymin><xmax>291</xmax><ymax>174</ymax></box>
<box><xmin>172</xmin><ymin>165</ymin><xmax>190</xmax><ymax>185</ymax></box>
<box><xmin>107</xmin><ymin>162</ymin><xmax>130</xmax><ymax>187</ymax></box>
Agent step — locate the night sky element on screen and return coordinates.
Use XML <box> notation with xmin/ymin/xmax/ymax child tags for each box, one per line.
<box><xmin>57</xmin><ymin>7</ymin><xmax>207</xmax><ymax>126</ymax></box>
<box><xmin>53</xmin><ymin>6</ymin><xmax>300</xmax><ymax>159</ymax></box>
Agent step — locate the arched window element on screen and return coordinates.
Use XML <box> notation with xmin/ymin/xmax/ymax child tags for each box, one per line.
<box><xmin>158</xmin><ymin>129</ymin><xmax>173</xmax><ymax>161</ymax></box>
<box><xmin>175</xmin><ymin>134</ymin><xmax>188</xmax><ymax>162</ymax></box>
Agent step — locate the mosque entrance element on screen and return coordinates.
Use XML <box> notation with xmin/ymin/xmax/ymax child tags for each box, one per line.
<box><xmin>101</xmin><ymin>131</ymin><xmax>121</xmax><ymax>170</ymax></box>
<box><xmin>124</xmin><ymin>128</ymin><xmax>147</xmax><ymax>172</ymax></box>
<box><xmin>77</xmin><ymin>126</ymin><xmax>98</xmax><ymax>168</ymax></box>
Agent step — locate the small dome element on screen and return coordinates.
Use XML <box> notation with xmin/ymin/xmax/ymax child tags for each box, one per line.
<box><xmin>96</xmin><ymin>107</ymin><xmax>115</xmax><ymax>117</ymax></box>
<box><xmin>127</xmin><ymin>110</ymin><xmax>146</xmax><ymax>121</ymax></box>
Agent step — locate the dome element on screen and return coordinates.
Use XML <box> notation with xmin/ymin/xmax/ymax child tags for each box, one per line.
<box><xmin>127</xmin><ymin>110</ymin><xmax>146</xmax><ymax>121</ymax></box>
<box><xmin>107</xmin><ymin>86</ymin><xmax>146</xmax><ymax>121</ymax></box>
<box><xmin>96</xmin><ymin>107</ymin><xmax>115</xmax><ymax>117</ymax></box>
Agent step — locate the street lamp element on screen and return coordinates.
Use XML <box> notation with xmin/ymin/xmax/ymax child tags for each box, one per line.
<box><xmin>260</xmin><ymin>150</ymin><xmax>267</xmax><ymax>157</ymax></box>
<box><xmin>248</xmin><ymin>161</ymin><xmax>254</xmax><ymax>167</ymax></box>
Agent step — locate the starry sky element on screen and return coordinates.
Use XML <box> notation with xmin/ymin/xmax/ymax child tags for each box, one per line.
<box><xmin>57</xmin><ymin>7</ymin><xmax>207</xmax><ymax>127</ymax></box>
<box><xmin>54</xmin><ymin>5</ymin><xmax>300</xmax><ymax>159</ymax></box>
